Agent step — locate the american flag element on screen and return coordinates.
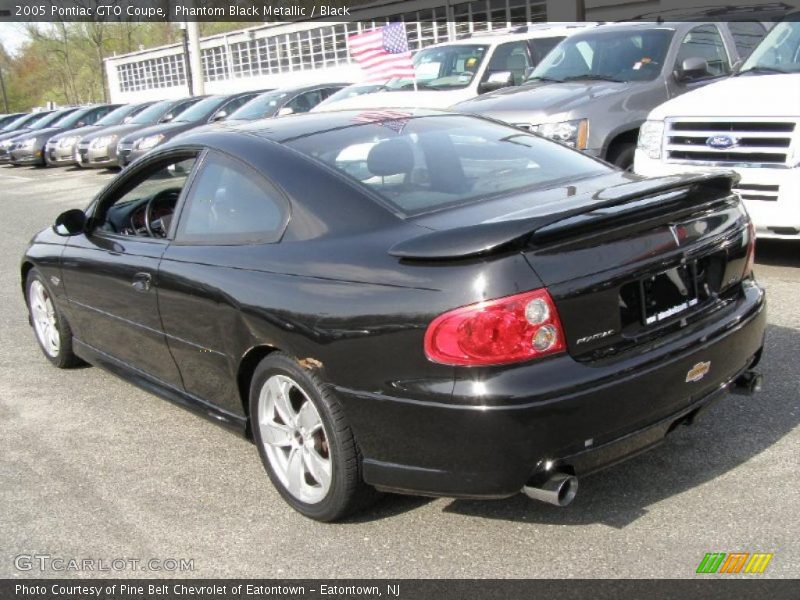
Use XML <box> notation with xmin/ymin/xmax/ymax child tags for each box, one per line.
<box><xmin>348</xmin><ymin>23</ymin><xmax>416</xmax><ymax>82</ymax></box>
<box><xmin>352</xmin><ymin>110</ymin><xmax>414</xmax><ymax>133</ymax></box>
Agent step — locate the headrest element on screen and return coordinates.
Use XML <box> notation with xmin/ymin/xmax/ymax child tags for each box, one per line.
<box><xmin>367</xmin><ymin>138</ymin><xmax>415</xmax><ymax>177</ymax></box>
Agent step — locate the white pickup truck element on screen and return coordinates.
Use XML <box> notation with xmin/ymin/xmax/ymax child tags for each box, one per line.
<box><xmin>634</xmin><ymin>18</ymin><xmax>800</xmax><ymax>240</ymax></box>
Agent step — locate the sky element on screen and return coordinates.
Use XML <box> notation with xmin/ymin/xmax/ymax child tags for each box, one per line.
<box><xmin>0</xmin><ymin>23</ymin><xmax>30</xmax><ymax>54</ymax></box>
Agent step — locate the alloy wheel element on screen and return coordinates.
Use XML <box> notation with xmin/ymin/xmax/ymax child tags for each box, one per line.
<box><xmin>257</xmin><ymin>374</ymin><xmax>332</xmax><ymax>504</ymax></box>
<box><xmin>29</xmin><ymin>280</ymin><xmax>60</xmax><ymax>357</ymax></box>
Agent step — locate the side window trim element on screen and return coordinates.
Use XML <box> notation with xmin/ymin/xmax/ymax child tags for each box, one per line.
<box><xmin>171</xmin><ymin>149</ymin><xmax>291</xmax><ymax>246</ymax></box>
<box><xmin>89</xmin><ymin>149</ymin><xmax>204</xmax><ymax>243</ymax></box>
<box><xmin>676</xmin><ymin>23</ymin><xmax>732</xmax><ymax>79</ymax></box>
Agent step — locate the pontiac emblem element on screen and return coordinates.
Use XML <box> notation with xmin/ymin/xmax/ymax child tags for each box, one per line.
<box><xmin>686</xmin><ymin>361</ymin><xmax>711</xmax><ymax>383</ymax></box>
<box><xmin>706</xmin><ymin>135</ymin><xmax>739</xmax><ymax>149</ymax></box>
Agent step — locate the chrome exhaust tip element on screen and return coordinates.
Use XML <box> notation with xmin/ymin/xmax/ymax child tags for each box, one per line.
<box><xmin>522</xmin><ymin>472</ymin><xmax>578</xmax><ymax>507</ymax></box>
<box><xmin>732</xmin><ymin>370</ymin><xmax>763</xmax><ymax>396</ymax></box>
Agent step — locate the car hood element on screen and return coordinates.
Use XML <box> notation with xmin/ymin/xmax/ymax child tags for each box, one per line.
<box><xmin>454</xmin><ymin>80</ymin><xmax>630</xmax><ymax>119</ymax></box>
<box><xmin>0</xmin><ymin>127</ymin><xmax>32</xmax><ymax>142</ymax></box>
<box><xmin>314</xmin><ymin>89</ymin><xmax>476</xmax><ymax>111</ymax></box>
<box><xmin>120</xmin><ymin>121</ymin><xmax>196</xmax><ymax>144</ymax></box>
<box><xmin>649</xmin><ymin>73</ymin><xmax>800</xmax><ymax>119</ymax></box>
<box><xmin>80</xmin><ymin>122</ymin><xmax>155</xmax><ymax>142</ymax></box>
<box><xmin>28</xmin><ymin>126</ymin><xmax>70</xmax><ymax>140</ymax></box>
<box><xmin>49</xmin><ymin>124</ymin><xmax>103</xmax><ymax>142</ymax></box>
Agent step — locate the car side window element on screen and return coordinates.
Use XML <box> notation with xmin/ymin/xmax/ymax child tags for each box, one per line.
<box><xmin>728</xmin><ymin>21</ymin><xmax>768</xmax><ymax>60</ymax></box>
<box><xmin>217</xmin><ymin>94</ymin><xmax>252</xmax><ymax>118</ymax></box>
<box><xmin>95</xmin><ymin>155</ymin><xmax>198</xmax><ymax>238</ymax></box>
<box><xmin>286</xmin><ymin>90</ymin><xmax>324</xmax><ymax>114</ymax></box>
<box><xmin>487</xmin><ymin>41</ymin><xmax>531</xmax><ymax>85</ymax></box>
<box><xmin>176</xmin><ymin>152</ymin><xmax>288</xmax><ymax>245</ymax></box>
<box><xmin>675</xmin><ymin>25</ymin><xmax>731</xmax><ymax>78</ymax></box>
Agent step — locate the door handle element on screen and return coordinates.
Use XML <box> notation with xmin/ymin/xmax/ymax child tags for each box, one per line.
<box><xmin>132</xmin><ymin>272</ymin><xmax>152</xmax><ymax>292</ymax></box>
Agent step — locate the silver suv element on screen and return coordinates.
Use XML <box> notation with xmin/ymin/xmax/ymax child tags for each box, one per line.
<box><xmin>453</xmin><ymin>21</ymin><xmax>768</xmax><ymax>169</ymax></box>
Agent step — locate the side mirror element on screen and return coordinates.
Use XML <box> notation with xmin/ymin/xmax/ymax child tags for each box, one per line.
<box><xmin>161</xmin><ymin>112</ymin><xmax>175</xmax><ymax>123</ymax></box>
<box><xmin>211</xmin><ymin>110</ymin><xmax>227</xmax><ymax>122</ymax></box>
<box><xmin>676</xmin><ymin>57</ymin><xmax>710</xmax><ymax>82</ymax></box>
<box><xmin>277</xmin><ymin>107</ymin><xmax>294</xmax><ymax>117</ymax></box>
<box><xmin>53</xmin><ymin>209</ymin><xmax>86</xmax><ymax>236</ymax></box>
<box><xmin>479</xmin><ymin>71</ymin><xmax>514</xmax><ymax>94</ymax></box>
<box><xmin>76</xmin><ymin>120</ymin><xmax>86</xmax><ymax>127</ymax></box>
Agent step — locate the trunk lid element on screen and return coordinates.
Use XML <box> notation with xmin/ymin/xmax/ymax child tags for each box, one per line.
<box><xmin>523</xmin><ymin>180</ymin><xmax>752</xmax><ymax>361</ymax></box>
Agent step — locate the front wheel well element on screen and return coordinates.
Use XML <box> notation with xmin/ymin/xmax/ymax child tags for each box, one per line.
<box><xmin>605</xmin><ymin>128</ymin><xmax>640</xmax><ymax>159</ymax></box>
<box><xmin>20</xmin><ymin>261</ymin><xmax>34</xmax><ymax>298</ymax></box>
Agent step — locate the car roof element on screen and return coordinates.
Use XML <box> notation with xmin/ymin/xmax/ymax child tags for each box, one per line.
<box><xmin>429</xmin><ymin>24</ymin><xmax>595</xmax><ymax>47</ymax></box>
<box><xmin>185</xmin><ymin>108</ymin><xmax>452</xmax><ymax>145</ymax></box>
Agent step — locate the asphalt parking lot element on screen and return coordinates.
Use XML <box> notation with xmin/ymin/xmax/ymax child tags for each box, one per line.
<box><xmin>1</xmin><ymin>164</ymin><xmax>797</xmax><ymax>579</ymax></box>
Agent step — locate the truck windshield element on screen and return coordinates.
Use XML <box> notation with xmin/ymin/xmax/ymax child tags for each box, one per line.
<box><xmin>384</xmin><ymin>44</ymin><xmax>488</xmax><ymax>91</ymax></box>
<box><xmin>740</xmin><ymin>20</ymin><xmax>800</xmax><ymax>74</ymax></box>
<box><xmin>528</xmin><ymin>28</ymin><xmax>674</xmax><ymax>83</ymax></box>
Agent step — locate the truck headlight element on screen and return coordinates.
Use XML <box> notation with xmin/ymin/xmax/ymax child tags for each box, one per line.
<box><xmin>637</xmin><ymin>120</ymin><xmax>664</xmax><ymax>160</ymax></box>
<box><xmin>136</xmin><ymin>134</ymin><xmax>164</xmax><ymax>151</ymax></box>
<box><xmin>530</xmin><ymin>119</ymin><xmax>589</xmax><ymax>150</ymax></box>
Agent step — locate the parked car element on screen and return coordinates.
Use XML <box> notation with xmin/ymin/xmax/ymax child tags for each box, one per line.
<box><xmin>117</xmin><ymin>91</ymin><xmax>261</xmax><ymax>166</ymax></box>
<box><xmin>634</xmin><ymin>16</ymin><xmax>800</xmax><ymax>240</ymax></box>
<box><xmin>1</xmin><ymin>109</ymin><xmax>76</xmax><ymax>164</ymax></box>
<box><xmin>24</xmin><ymin>110</ymin><xmax>765</xmax><ymax>521</ymax></box>
<box><xmin>454</xmin><ymin>21</ymin><xmax>761</xmax><ymax>169</ymax></box>
<box><xmin>9</xmin><ymin>104</ymin><xmax>119</xmax><ymax>166</ymax></box>
<box><xmin>0</xmin><ymin>111</ymin><xmax>56</xmax><ymax>163</ymax></box>
<box><xmin>76</xmin><ymin>97</ymin><xmax>204</xmax><ymax>169</ymax></box>
<box><xmin>46</xmin><ymin>102</ymin><xmax>154</xmax><ymax>167</ymax></box>
<box><xmin>219</xmin><ymin>84</ymin><xmax>349</xmax><ymax>125</ymax></box>
<box><xmin>317</xmin><ymin>24</ymin><xmax>594</xmax><ymax>111</ymax></box>
<box><xmin>0</xmin><ymin>113</ymin><xmax>26</xmax><ymax>129</ymax></box>
<box><xmin>311</xmin><ymin>83</ymin><xmax>386</xmax><ymax>111</ymax></box>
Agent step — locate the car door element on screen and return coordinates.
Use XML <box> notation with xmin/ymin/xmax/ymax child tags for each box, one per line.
<box><xmin>668</xmin><ymin>24</ymin><xmax>734</xmax><ymax>97</ymax></box>
<box><xmin>59</xmin><ymin>151</ymin><xmax>199</xmax><ymax>387</ymax></box>
<box><xmin>157</xmin><ymin>151</ymin><xmax>290</xmax><ymax>414</ymax></box>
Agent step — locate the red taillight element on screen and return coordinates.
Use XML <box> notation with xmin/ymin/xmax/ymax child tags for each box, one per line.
<box><xmin>743</xmin><ymin>220</ymin><xmax>756</xmax><ymax>279</ymax></box>
<box><xmin>424</xmin><ymin>289</ymin><xmax>566</xmax><ymax>366</ymax></box>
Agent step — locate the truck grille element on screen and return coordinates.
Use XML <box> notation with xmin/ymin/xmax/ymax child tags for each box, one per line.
<box><xmin>733</xmin><ymin>184</ymin><xmax>780</xmax><ymax>202</ymax></box>
<box><xmin>665</xmin><ymin>118</ymin><xmax>796</xmax><ymax>167</ymax></box>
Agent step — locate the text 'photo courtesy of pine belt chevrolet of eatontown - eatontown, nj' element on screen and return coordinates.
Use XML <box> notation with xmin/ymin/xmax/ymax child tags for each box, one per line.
<box><xmin>0</xmin><ymin>0</ymin><xmax>798</xmax><ymax>597</ymax></box>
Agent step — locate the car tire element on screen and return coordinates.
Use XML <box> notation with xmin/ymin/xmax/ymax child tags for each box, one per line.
<box><xmin>249</xmin><ymin>352</ymin><xmax>379</xmax><ymax>521</ymax></box>
<box><xmin>608</xmin><ymin>143</ymin><xmax>636</xmax><ymax>171</ymax></box>
<box><xmin>26</xmin><ymin>268</ymin><xmax>82</xmax><ymax>368</ymax></box>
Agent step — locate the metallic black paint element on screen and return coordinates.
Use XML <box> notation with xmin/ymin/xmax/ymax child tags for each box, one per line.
<box><xmin>22</xmin><ymin>111</ymin><xmax>766</xmax><ymax>501</ymax></box>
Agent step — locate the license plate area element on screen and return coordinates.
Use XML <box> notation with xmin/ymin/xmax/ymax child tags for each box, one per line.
<box><xmin>643</xmin><ymin>264</ymin><xmax>699</xmax><ymax>325</ymax></box>
<box><xmin>619</xmin><ymin>252</ymin><xmax>727</xmax><ymax>332</ymax></box>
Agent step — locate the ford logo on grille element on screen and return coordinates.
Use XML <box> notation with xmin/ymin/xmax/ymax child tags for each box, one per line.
<box><xmin>706</xmin><ymin>135</ymin><xmax>739</xmax><ymax>149</ymax></box>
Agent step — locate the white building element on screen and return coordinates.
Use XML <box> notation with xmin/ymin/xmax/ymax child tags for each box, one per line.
<box><xmin>104</xmin><ymin>0</ymin><xmax>716</xmax><ymax>102</ymax></box>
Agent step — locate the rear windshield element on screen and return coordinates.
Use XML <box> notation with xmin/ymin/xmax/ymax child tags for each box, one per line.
<box><xmin>287</xmin><ymin>114</ymin><xmax>609</xmax><ymax>217</ymax></box>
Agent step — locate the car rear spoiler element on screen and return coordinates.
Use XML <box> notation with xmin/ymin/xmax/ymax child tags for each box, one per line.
<box><xmin>388</xmin><ymin>172</ymin><xmax>738</xmax><ymax>260</ymax></box>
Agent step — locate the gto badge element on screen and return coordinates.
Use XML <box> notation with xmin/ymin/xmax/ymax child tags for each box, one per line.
<box><xmin>706</xmin><ymin>135</ymin><xmax>739</xmax><ymax>149</ymax></box>
<box><xmin>686</xmin><ymin>361</ymin><xmax>711</xmax><ymax>383</ymax></box>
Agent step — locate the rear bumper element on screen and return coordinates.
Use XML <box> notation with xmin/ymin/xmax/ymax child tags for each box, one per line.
<box><xmin>338</xmin><ymin>281</ymin><xmax>766</xmax><ymax>498</ymax></box>
<box><xmin>635</xmin><ymin>152</ymin><xmax>800</xmax><ymax>240</ymax></box>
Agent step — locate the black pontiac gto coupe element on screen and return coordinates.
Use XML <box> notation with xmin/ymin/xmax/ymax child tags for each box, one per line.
<box><xmin>22</xmin><ymin>110</ymin><xmax>765</xmax><ymax>521</ymax></box>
